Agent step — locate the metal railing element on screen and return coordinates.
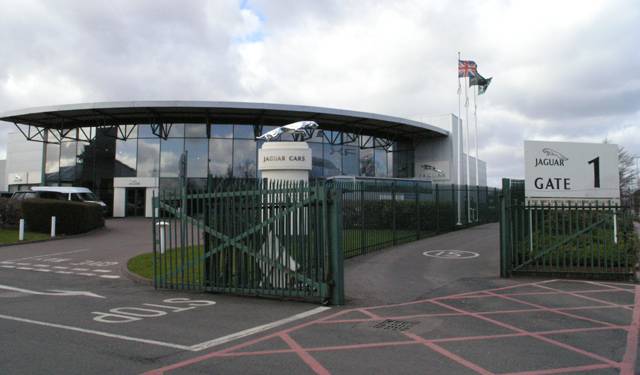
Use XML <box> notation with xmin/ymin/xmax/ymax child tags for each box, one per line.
<box><xmin>500</xmin><ymin>179</ymin><xmax>638</xmax><ymax>280</ymax></box>
<box><xmin>329</xmin><ymin>178</ymin><xmax>500</xmax><ymax>258</ymax></box>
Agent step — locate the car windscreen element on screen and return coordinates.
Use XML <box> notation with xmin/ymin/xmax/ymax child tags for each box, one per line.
<box><xmin>77</xmin><ymin>192</ymin><xmax>98</xmax><ymax>201</ymax></box>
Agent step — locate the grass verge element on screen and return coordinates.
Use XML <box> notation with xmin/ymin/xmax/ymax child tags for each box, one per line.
<box><xmin>0</xmin><ymin>229</ymin><xmax>50</xmax><ymax>245</ymax></box>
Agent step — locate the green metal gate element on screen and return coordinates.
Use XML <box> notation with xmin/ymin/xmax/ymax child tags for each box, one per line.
<box><xmin>500</xmin><ymin>179</ymin><xmax>638</xmax><ymax>280</ymax></box>
<box><xmin>152</xmin><ymin>179</ymin><xmax>344</xmax><ymax>305</ymax></box>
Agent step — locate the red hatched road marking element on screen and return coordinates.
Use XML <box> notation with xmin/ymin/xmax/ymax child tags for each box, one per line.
<box><xmin>142</xmin><ymin>280</ymin><xmax>639</xmax><ymax>375</ymax></box>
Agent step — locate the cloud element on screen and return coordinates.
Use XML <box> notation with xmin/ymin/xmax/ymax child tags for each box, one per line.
<box><xmin>0</xmin><ymin>0</ymin><xmax>638</xmax><ymax>187</ymax></box>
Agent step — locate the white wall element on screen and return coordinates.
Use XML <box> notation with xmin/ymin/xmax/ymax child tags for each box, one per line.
<box><xmin>0</xmin><ymin>160</ymin><xmax>6</xmax><ymax>191</ymax></box>
<box><xmin>414</xmin><ymin>113</ymin><xmax>487</xmax><ymax>186</ymax></box>
<box><xmin>6</xmin><ymin>131</ymin><xmax>43</xmax><ymax>188</ymax></box>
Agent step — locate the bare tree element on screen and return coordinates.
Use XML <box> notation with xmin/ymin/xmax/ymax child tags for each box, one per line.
<box><xmin>618</xmin><ymin>145</ymin><xmax>636</xmax><ymax>206</ymax></box>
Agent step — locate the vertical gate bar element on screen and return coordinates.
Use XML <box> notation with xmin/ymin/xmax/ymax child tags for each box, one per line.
<box><xmin>435</xmin><ymin>184</ymin><xmax>440</xmax><ymax>234</ymax></box>
<box><xmin>392</xmin><ymin>181</ymin><xmax>397</xmax><ymax>246</ymax></box>
<box><xmin>152</xmin><ymin>191</ymin><xmax>157</xmax><ymax>289</ymax></box>
<box><xmin>499</xmin><ymin>178</ymin><xmax>510</xmax><ymax>277</ymax></box>
<box><xmin>330</xmin><ymin>184</ymin><xmax>344</xmax><ymax>305</ymax></box>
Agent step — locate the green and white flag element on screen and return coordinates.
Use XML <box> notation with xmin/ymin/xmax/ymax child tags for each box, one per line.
<box><xmin>470</xmin><ymin>73</ymin><xmax>492</xmax><ymax>95</ymax></box>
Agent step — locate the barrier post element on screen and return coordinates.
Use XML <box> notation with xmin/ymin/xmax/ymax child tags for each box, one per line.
<box><xmin>50</xmin><ymin>216</ymin><xmax>56</xmax><ymax>238</ymax></box>
<box><xmin>500</xmin><ymin>178</ymin><xmax>511</xmax><ymax>277</ymax></box>
<box><xmin>329</xmin><ymin>186</ymin><xmax>345</xmax><ymax>305</ymax></box>
<box><xmin>19</xmin><ymin>219</ymin><xmax>25</xmax><ymax>241</ymax></box>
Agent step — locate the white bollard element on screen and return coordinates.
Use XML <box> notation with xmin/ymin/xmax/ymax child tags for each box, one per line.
<box><xmin>51</xmin><ymin>216</ymin><xmax>56</xmax><ymax>238</ymax></box>
<box><xmin>19</xmin><ymin>219</ymin><xmax>25</xmax><ymax>241</ymax></box>
<box><xmin>156</xmin><ymin>221</ymin><xmax>169</xmax><ymax>254</ymax></box>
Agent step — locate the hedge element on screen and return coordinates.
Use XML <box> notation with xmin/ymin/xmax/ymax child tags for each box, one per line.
<box><xmin>0</xmin><ymin>197</ymin><xmax>22</xmax><ymax>228</ymax></box>
<box><xmin>22</xmin><ymin>199</ymin><xmax>104</xmax><ymax>235</ymax></box>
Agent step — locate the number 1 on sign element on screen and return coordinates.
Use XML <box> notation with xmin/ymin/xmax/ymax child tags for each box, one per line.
<box><xmin>588</xmin><ymin>157</ymin><xmax>600</xmax><ymax>188</ymax></box>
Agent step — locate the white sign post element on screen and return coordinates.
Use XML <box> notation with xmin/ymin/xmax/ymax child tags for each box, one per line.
<box><xmin>524</xmin><ymin>140</ymin><xmax>620</xmax><ymax>203</ymax></box>
<box><xmin>524</xmin><ymin>140</ymin><xmax>620</xmax><ymax>243</ymax></box>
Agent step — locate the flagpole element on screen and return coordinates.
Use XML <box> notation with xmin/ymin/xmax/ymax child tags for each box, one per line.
<box><xmin>456</xmin><ymin>52</ymin><xmax>462</xmax><ymax>226</ymax></box>
<box><xmin>464</xmin><ymin>70</ymin><xmax>471</xmax><ymax>223</ymax></box>
<box><xmin>474</xmin><ymin>83</ymin><xmax>480</xmax><ymax>222</ymax></box>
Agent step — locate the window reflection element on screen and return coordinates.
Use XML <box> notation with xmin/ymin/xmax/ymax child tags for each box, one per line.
<box><xmin>137</xmin><ymin>138</ymin><xmax>160</xmax><ymax>177</ymax></box>
<box><xmin>168</xmin><ymin>123</ymin><xmax>184</xmax><ymax>138</ymax></box>
<box><xmin>45</xmin><ymin>142</ymin><xmax>60</xmax><ymax>183</ymax></box>
<box><xmin>234</xmin><ymin>124</ymin><xmax>255</xmax><ymax>139</ymax></box>
<box><xmin>342</xmin><ymin>145</ymin><xmax>359</xmax><ymax>176</ymax></box>
<box><xmin>115</xmin><ymin>139</ymin><xmax>137</xmax><ymax>177</ymax></box>
<box><xmin>360</xmin><ymin>148</ymin><xmax>374</xmax><ymax>177</ymax></box>
<box><xmin>209</xmin><ymin>138</ymin><xmax>233</xmax><ymax>177</ymax></box>
<box><xmin>233</xmin><ymin>139</ymin><xmax>256</xmax><ymax>178</ymax></box>
<box><xmin>324</xmin><ymin>144</ymin><xmax>342</xmax><ymax>177</ymax></box>
<box><xmin>375</xmin><ymin>149</ymin><xmax>388</xmax><ymax>177</ymax></box>
<box><xmin>160</xmin><ymin>138</ymin><xmax>184</xmax><ymax>177</ymax></box>
<box><xmin>211</xmin><ymin>124</ymin><xmax>233</xmax><ymax>138</ymax></box>
<box><xmin>138</xmin><ymin>124</ymin><xmax>155</xmax><ymax>138</ymax></box>
<box><xmin>59</xmin><ymin>141</ymin><xmax>77</xmax><ymax>181</ymax></box>
<box><xmin>185</xmin><ymin>123</ymin><xmax>207</xmax><ymax>138</ymax></box>
<box><xmin>310</xmin><ymin>142</ymin><xmax>323</xmax><ymax>177</ymax></box>
<box><xmin>186</xmin><ymin>139</ymin><xmax>208</xmax><ymax>178</ymax></box>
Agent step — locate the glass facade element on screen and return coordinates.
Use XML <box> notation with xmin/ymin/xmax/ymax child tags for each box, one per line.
<box><xmin>43</xmin><ymin>122</ymin><xmax>411</xmax><ymax>215</ymax></box>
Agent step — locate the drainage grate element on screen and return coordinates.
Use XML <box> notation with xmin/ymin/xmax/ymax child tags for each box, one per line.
<box><xmin>372</xmin><ymin>319</ymin><xmax>416</xmax><ymax>331</ymax></box>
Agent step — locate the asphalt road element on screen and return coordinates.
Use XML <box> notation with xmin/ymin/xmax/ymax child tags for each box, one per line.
<box><xmin>1</xmin><ymin>219</ymin><xmax>637</xmax><ymax>374</ymax></box>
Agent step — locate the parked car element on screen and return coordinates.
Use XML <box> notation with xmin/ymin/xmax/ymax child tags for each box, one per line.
<box><xmin>0</xmin><ymin>192</ymin><xmax>13</xmax><ymax>198</ymax></box>
<box><xmin>12</xmin><ymin>186</ymin><xmax>109</xmax><ymax>215</ymax></box>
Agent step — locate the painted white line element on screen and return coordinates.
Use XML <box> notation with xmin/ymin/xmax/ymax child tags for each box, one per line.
<box><xmin>77</xmin><ymin>273</ymin><xmax>96</xmax><ymax>276</ymax></box>
<box><xmin>16</xmin><ymin>263</ymin><xmax>30</xmax><ymax>266</ymax></box>
<box><xmin>16</xmin><ymin>267</ymin><xmax>34</xmax><ymax>270</ymax></box>
<box><xmin>93</xmin><ymin>270</ymin><xmax>112</xmax><ymax>273</ymax></box>
<box><xmin>7</xmin><ymin>249</ymin><xmax>89</xmax><ymax>262</ymax></box>
<box><xmin>32</xmin><ymin>269</ymin><xmax>51</xmax><ymax>272</ymax></box>
<box><xmin>0</xmin><ymin>314</ymin><xmax>194</xmax><ymax>351</ymax></box>
<box><xmin>189</xmin><ymin>306</ymin><xmax>331</xmax><ymax>351</ymax></box>
<box><xmin>1</xmin><ymin>265</ymin><xmax>16</xmax><ymax>269</ymax></box>
<box><xmin>99</xmin><ymin>275</ymin><xmax>121</xmax><ymax>279</ymax></box>
<box><xmin>33</xmin><ymin>264</ymin><xmax>50</xmax><ymax>268</ymax></box>
<box><xmin>53</xmin><ymin>266</ymin><xmax>68</xmax><ymax>269</ymax></box>
<box><xmin>71</xmin><ymin>268</ymin><xmax>89</xmax><ymax>271</ymax></box>
<box><xmin>0</xmin><ymin>261</ymin><xmax>15</xmax><ymax>264</ymax></box>
<box><xmin>0</xmin><ymin>284</ymin><xmax>104</xmax><ymax>298</ymax></box>
<box><xmin>55</xmin><ymin>271</ymin><xmax>73</xmax><ymax>274</ymax></box>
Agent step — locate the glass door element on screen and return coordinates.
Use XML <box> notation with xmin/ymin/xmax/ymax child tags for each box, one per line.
<box><xmin>125</xmin><ymin>188</ymin><xmax>146</xmax><ymax>217</ymax></box>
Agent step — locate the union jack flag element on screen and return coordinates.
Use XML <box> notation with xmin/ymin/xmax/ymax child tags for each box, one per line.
<box><xmin>458</xmin><ymin>60</ymin><xmax>477</xmax><ymax>78</ymax></box>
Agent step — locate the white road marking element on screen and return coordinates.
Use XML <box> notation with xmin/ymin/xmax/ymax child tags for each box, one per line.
<box><xmin>32</xmin><ymin>269</ymin><xmax>51</xmax><ymax>272</ymax></box>
<box><xmin>55</xmin><ymin>271</ymin><xmax>73</xmax><ymax>274</ymax></box>
<box><xmin>99</xmin><ymin>275</ymin><xmax>121</xmax><ymax>279</ymax></box>
<box><xmin>77</xmin><ymin>273</ymin><xmax>96</xmax><ymax>276</ymax></box>
<box><xmin>0</xmin><ymin>261</ymin><xmax>14</xmax><ymax>264</ymax></box>
<box><xmin>33</xmin><ymin>264</ymin><xmax>50</xmax><ymax>267</ymax></box>
<box><xmin>0</xmin><ymin>284</ymin><xmax>105</xmax><ymax>298</ymax></box>
<box><xmin>1</xmin><ymin>265</ymin><xmax>16</xmax><ymax>269</ymax></box>
<box><xmin>93</xmin><ymin>270</ymin><xmax>111</xmax><ymax>273</ymax></box>
<box><xmin>189</xmin><ymin>306</ymin><xmax>331</xmax><ymax>351</ymax></box>
<box><xmin>0</xmin><ymin>306</ymin><xmax>330</xmax><ymax>352</ymax></box>
<box><xmin>71</xmin><ymin>268</ymin><xmax>89</xmax><ymax>271</ymax></box>
<box><xmin>16</xmin><ymin>263</ymin><xmax>30</xmax><ymax>266</ymax></box>
<box><xmin>0</xmin><ymin>314</ymin><xmax>193</xmax><ymax>351</ymax></box>
<box><xmin>16</xmin><ymin>267</ymin><xmax>34</xmax><ymax>270</ymax></box>
<box><xmin>53</xmin><ymin>266</ymin><xmax>68</xmax><ymax>269</ymax></box>
<box><xmin>6</xmin><ymin>249</ymin><xmax>89</xmax><ymax>262</ymax></box>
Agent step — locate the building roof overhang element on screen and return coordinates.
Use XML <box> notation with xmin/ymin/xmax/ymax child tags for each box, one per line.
<box><xmin>0</xmin><ymin>101</ymin><xmax>448</xmax><ymax>142</ymax></box>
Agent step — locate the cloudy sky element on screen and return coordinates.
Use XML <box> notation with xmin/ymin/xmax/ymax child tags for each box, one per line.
<box><xmin>0</xmin><ymin>0</ymin><xmax>638</xmax><ymax>186</ymax></box>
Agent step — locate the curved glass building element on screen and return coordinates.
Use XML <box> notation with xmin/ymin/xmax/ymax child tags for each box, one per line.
<box><xmin>0</xmin><ymin>101</ymin><xmax>485</xmax><ymax>217</ymax></box>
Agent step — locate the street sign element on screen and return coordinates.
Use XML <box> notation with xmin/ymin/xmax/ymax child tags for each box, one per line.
<box><xmin>524</xmin><ymin>140</ymin><xmax>620</xmax><ymax>202</ymax></box>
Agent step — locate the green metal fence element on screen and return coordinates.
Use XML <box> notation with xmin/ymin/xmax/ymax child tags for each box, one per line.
<box><xmin>152</xmin><ymin>179</ymin><xmax>344</xmax><ymax>304</ymax></box>
<box><xmin>330</xmin><ymin>178</ymin><xmax>500</xmax><ymax>258</ymax></box>
<box><xmin>500</xmin><ymin>178</ymin><xmax>638</xmax><ymax>280</ymax></box>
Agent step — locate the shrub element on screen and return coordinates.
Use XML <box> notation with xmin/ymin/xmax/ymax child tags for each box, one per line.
<box><xmin>0</xmin><ymin>197</ymin><xmax>22</xmax><ymax>228</ymax></box>
<box><xmin>22</xmin><ymin>199</ymin><xmax>104</xmax><ymax>235</ymax></box>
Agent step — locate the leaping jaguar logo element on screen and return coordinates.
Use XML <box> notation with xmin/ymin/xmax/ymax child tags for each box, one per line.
<box><xmin>536</xmin><ymin>148</ymin><xmax>569</xmax><ymax>167</ymax></box>
<box><xmin>542</xmin><ymin>148</ymin><xmax>568</xmax><ymax>161</ymax></box>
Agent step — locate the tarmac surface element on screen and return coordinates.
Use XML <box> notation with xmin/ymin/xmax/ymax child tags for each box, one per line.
<box><xmin>0</xmin><ymin>219</ymin><xmax>637</xmax><ymax>374</ymax></box>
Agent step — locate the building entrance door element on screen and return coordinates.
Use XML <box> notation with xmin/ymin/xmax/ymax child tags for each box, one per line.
<box><xmin>125</xmin><ymin>187</ymin><xmax>146</xmax><ymax>217</ymax></box>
